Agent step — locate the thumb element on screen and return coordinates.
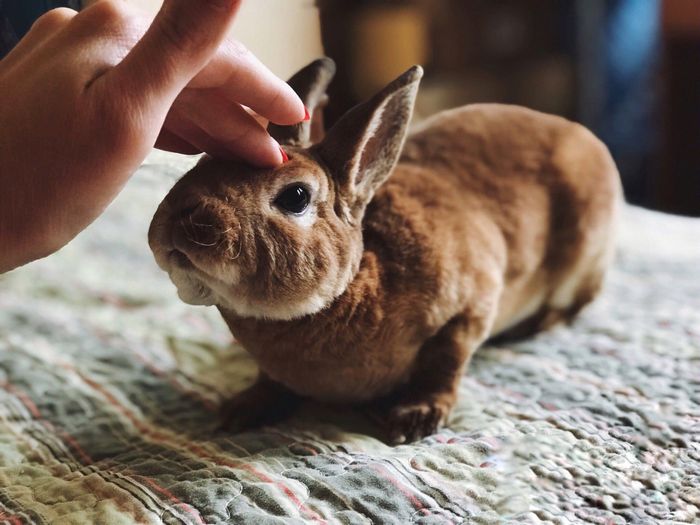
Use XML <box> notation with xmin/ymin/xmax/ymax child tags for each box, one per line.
<box><xmin>108</xmin><ymin>0</ymin><xmax>242</xmax><ymax>107</ymax></box>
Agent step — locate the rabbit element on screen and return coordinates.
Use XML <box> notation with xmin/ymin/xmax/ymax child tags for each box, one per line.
<box><xmin>148</xmin><ymin>58</ymin><xmax>621</xmax><ymax>443</ymax></box>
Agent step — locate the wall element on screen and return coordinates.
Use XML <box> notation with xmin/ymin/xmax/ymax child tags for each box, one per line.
<box><xmin>84</xmin><ymin>0</ymin><xmax>323</xmax><ymax>79</ymax></box>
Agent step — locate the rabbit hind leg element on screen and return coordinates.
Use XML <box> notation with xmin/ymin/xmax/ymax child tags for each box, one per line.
<box><xmin>378</xmin><ymin>309</ymin><xmax>493</xmax><ymax>443</ymax></box>
<box><xmin>493</xmin><ymin>262</ymin><xmax>607</xmax><ymax>343</ymax></box>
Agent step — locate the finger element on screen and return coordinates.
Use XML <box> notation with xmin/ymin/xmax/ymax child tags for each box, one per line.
<box><xmin>163</xmin><ymin>121</ymin><xmax>238</xmax><ymax>163</ymax></box>
<box><xmin>240</xmin><ymin>105</ymin><xmax>270</xmax><ymax>128</ymax></box>
<box><xmin>155</xmin><ymin>130</ymin><xmax>202</xmax><ymax>155</ymax></box>
<box><xmin>167</xmin><ymin>90</ymin><xmax>284</xmax><ymax>167</ymax></box>
<box><xmin>1</xmin><ymin>8</ymin><xmax>77</xmax><ymax>69</ymax></box>
<box><xmin>106</xmin><ymin>0</ymin><xmax>242</xmax><ymax>109</ymax></box>
<box><xmin>189</xmin><ymin>40</ymin><xmax>305</xmax><ymax>126</ymax></box>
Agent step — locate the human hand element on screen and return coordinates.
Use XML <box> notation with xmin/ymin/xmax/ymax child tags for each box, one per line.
<box><xmin>0</xmin><ymin>0</ymin><xmax>305</xmax><ymax>273</ymax></box>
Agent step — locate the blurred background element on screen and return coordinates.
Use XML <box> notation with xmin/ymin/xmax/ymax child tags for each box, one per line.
<box><xmin>319</xmin><ymin>0</ymin><xmax>700</xmax><ymax>217</ymax></box>
<box><xmin>2</xmin><ymin>0</ymin><xmax>698</xmax><ymax>216</ymax></box>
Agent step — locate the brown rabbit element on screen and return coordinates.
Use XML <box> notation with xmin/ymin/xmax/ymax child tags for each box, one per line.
<box><xmin>149</xmin><ymin>58</ymin><xmax>621</xmax><ymax>443</ymax></box>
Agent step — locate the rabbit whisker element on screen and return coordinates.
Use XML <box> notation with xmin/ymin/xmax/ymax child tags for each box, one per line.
<box><xmin>229</xmin><ymin>240</ymin><xmax>243</xmax><ymax>260</ymax></box>
<box><xmin>181</xmin><ymin>216</ymin><xmax>220</xmax><ymax>247</ymax></box>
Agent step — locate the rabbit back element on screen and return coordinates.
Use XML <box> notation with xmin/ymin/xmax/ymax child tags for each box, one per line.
<box><xmin>393</xmin><ymin>103</ymin><xmax>621</xmax><ymax>338</ymax></box>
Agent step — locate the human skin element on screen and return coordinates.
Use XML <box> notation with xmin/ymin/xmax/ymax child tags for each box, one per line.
<box><xmin>0</xmin><ymin>0</ymin><xmax>305</xmax><ymax>273</ymax></box>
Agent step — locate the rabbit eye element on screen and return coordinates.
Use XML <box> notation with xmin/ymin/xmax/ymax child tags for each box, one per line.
<box><xmin>274</xmin><ymin>184</ymin><xmax>311</xmax><ymax>215</ymax></box>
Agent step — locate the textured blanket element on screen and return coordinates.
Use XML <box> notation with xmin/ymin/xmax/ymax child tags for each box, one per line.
<box><xmin>0</xmin><ymin>151</ymin><xmax>698</xmax><ymax>524</ymax></box>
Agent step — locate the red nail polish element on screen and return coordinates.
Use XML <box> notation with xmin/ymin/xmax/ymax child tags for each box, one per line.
<box><xmin>303</xmin><ymin>106</ymin><xmax>311</xmax><ymax>122</ymax></box>
<box><xmin>279</xmin><ymin>146</ymin><xmax>289</xmax><ymax>163</ymax></box>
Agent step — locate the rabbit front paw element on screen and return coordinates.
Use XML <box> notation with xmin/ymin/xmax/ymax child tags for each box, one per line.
<box><xmin>387</xmin><ymin>397</ymin><xmax>452</xmax><ymax>444</ymax></box>
<box><xmin>218</xmin><ymin>376</ymin><xmax>300</xmax><ymax>433</ymax></box>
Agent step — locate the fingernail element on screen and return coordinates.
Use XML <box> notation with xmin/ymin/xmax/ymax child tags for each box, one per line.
<box><xmin>279</xmin><ymin>146</ymin><xmax>289</xmax><ymax>163</ymax></box>
<box><xmin>303</xmin><ymin>106</ymin><xmax>311</xmax><ymax>122</ymax></box>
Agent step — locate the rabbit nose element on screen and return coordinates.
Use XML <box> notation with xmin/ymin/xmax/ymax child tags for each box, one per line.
<box><xmin>172</xmin><ymin>204</ymin><xmax>226</xmax><ymax>253</ymax></box>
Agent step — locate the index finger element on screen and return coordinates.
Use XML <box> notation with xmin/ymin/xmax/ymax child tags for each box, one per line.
<box><xmin>187</xmin><ymin>39</ymin><xmax>305</xmax><ymax>126</ymax></box>
<box><xmin>104</xmin><ymin>0</ymin><xmax>243</xmax><ymax>110</ymax></box>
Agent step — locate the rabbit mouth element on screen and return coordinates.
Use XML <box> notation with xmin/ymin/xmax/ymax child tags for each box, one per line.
<box><xmin>169</xmin><ymin>249</ymin><xmax>194</xmax><ymax>270</ymax></box>
<box><xmin>166</xmin><ymin>250</ymin><xmax>216</xmax><ymax>306</ymax></box>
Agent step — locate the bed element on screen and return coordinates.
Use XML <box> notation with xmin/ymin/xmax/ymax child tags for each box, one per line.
<box><xmin>1</xmin><ymin>151</ymin><xmax>698</xmax><ymax>524</ymax></box>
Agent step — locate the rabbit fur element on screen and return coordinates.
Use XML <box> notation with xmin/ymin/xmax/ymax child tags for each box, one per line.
<box><xmin>149</xmin><ymin>58</ymin><xmax>621</xmax><ymax>443</ymax></box>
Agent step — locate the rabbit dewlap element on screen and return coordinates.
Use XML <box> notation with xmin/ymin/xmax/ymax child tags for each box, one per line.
<box><xmin>149</xmin><ymin>58</ymin><xmax>621</xmax><ymax>443</ymax></box>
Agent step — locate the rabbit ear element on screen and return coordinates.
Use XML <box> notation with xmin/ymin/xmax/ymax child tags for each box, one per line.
<box><xmin>314</xmin><ymin>66</ymin><xmax>423</xmax><ymax>218</ymax></box>
<box><xmin>268</xmin><ymin>57</ymin><xmax>336</xmax><ymax>147</ymax></box>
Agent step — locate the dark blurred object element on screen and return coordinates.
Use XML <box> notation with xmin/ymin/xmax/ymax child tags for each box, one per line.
<box><xmin>574</xmin><ymin>0</ymin><xmax>661</xmax><ymax>210</ymax></box>
<box><xmin>0</xmin><ymin>1</ymin><xmax>82</xmax><ymax>59</ymax></box>
<box><xmin>658</xmin><ymin>0</ymin><xmax>700</xmax><ymax>216</ymax></box>
<box><xmin>319</xmin><ymin>0</ymin><xmax>700</xmax><ymax>216</ymax></box>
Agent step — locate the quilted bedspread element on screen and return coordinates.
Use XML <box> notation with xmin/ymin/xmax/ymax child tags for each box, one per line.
<box><xmin>0</xmin><ymin>151</ymin><xmax>698</xmax><ymax>525</ymax></box>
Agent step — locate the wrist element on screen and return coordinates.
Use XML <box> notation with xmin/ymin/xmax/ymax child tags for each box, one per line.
<box><xmin>0</xmin><ymin>181</ymin><xmax>59</xmax><ymax>273</ymax></box>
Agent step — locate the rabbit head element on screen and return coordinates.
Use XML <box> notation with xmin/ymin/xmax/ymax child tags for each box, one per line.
<box><xmin>149</xmin><ymin>59</ymin><xmax>423</xmax><ymax>320</ymax></box>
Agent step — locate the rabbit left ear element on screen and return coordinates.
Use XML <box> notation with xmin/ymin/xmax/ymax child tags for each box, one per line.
<box><xmin>313</xmin><ymin>66</ymin><xmax>423</xmax><ymax>218</ymax></box>
<box><xmin>268</xmin><ymin>57</ymin><xmax>336</xmax><ymax>147</ymax></box>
